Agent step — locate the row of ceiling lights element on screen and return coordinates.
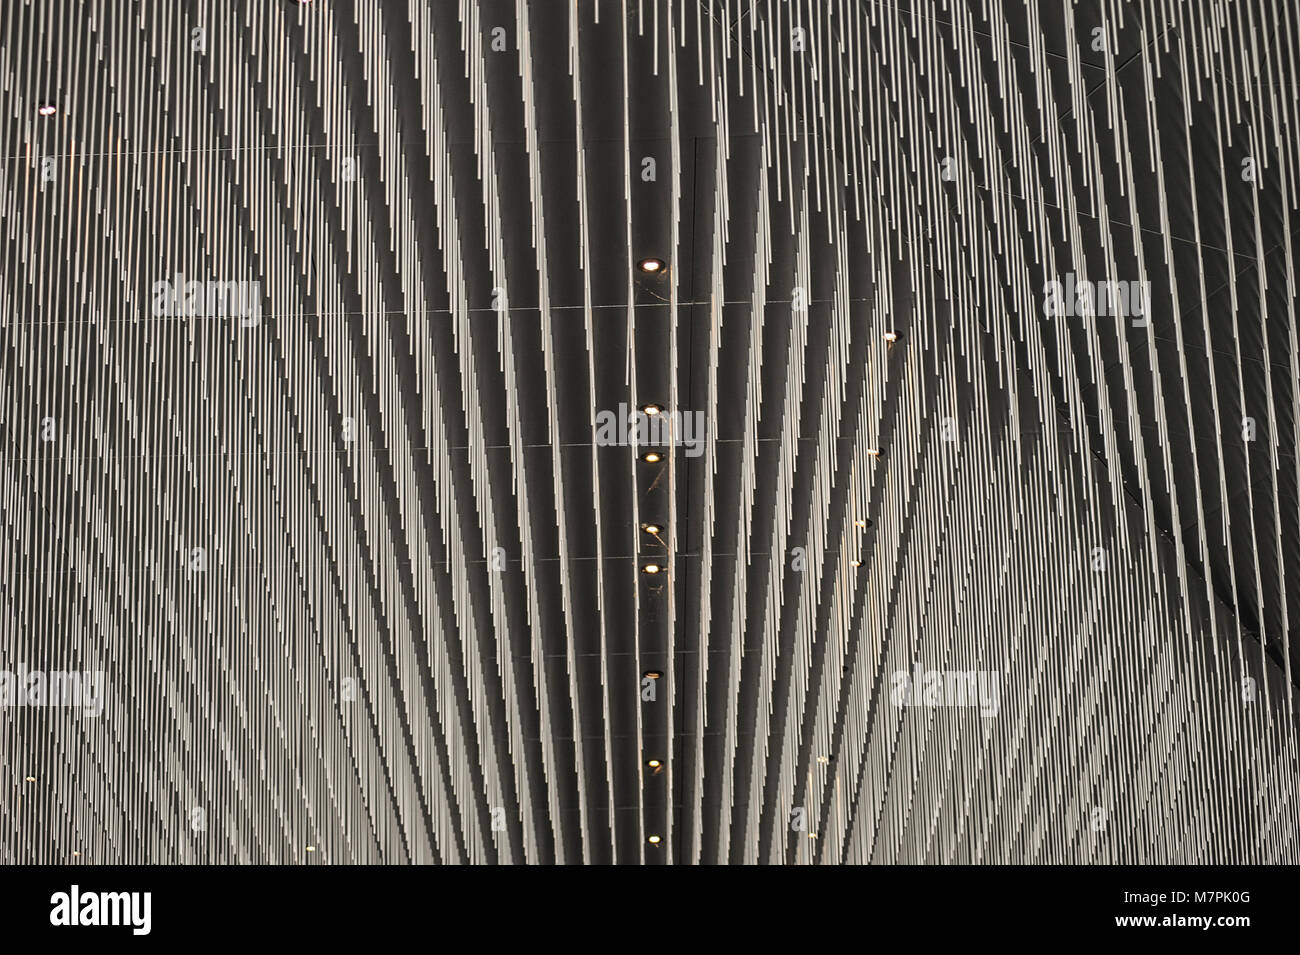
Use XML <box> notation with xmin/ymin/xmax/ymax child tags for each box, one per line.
<box><xmin>634</xmin><ymin>256</ymin><xmax>899</xmax><ymax>847</ymax></box>
<box><xmin>635</xmin><ymin>264</ymin><xmax>667</xmax><ymax>846</ymax></box>
<box><xmin>638</xmin><ymin>399</ymin><xmax>665</xmax><ymax>583</ymax></box>
<box><xmin>635</xmin><ymin>256</ymin><xmax>665</xmax><ymax>579</ymax></box>
<box><xmin>641</xmin><ymin>400</ymin><xmax>664</xmax><ymax>845</ymax></box>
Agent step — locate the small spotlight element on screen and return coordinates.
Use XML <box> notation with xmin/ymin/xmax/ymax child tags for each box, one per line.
<box><xmin>647</xmin><ymin>835</ymin><xmax>662</xmax><ymax>845</ymax></box>
<box><xmin>642</xmin><ymin>563</ymin><xmax>662</xmax><ymax>575</ymax></box>
<box><xmin>641</xmin><ymin>523</ymin><xmax>662</xmax><ymax>534</ymax></box>
<box><xmin>646</xmin><ymin>759</ymin><xmax>662</xmax><ymax>769</ymax></box>
<box><xmin>883</xmin><ymin>331</ymin><xmax>900</xmax><ymax>343</ymax></box>
<box><xmin>638</xmin><ymin>258</ymin><xmax>665</xmax><ymax>273</ymax></box>
<box><xmin>24</xmin><ymin>776</ymin><xmax>36</xmax><ymax>782</ymax></box>
<box><xmin>867</xmin><ymin>448</ymin><xmax>882</xmax><ymax>457</ymax></box>
<box><xmin>641</xmin><ymin>403</ymin><xmax>662</xmax><ymax>416</ymax></box>
<box><xmin>305</xmin><ymin>846</ymin><xmax>316</xmax><ymax>852</ymax></box>
<box><xmin>854</xmin><ymin>519</ymin><xmax>867</xmax><ymax>528</ymax></box>
<box><xmin>641</xmin><ymin>451</ymin><xmax>663</xmax><ymax>463</ymax></box>
<box><xmin>37</xmin><ymin>104</ymin><xmax>56</xmax><ymax>117</ymax></box>
<box><xmin>72</xmin><ymin>852</ymin><xmax>81</xmax><ymax>858</ymax></box>
<box><xmin>643</xmin><ymin>670</ymin><xmax>663</xmax><ymax>680</ymax></box>
<box><xmin>851</xmin><ymin>560</ymin><xmax>862</xmax><ymax>567</ymax></box>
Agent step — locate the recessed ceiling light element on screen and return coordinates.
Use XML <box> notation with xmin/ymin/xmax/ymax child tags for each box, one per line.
<box><xmin>646</xmin><ymin>759</ymin><xmax>662</xmax><ymax>768</ymax></box>
<box><xmin>641</xmin><ymin>403</ymin><xmax>662</xmax><ymax>416</ymax></box>
<box><xmin>642</xmin><ymin>563</ymin><xmax>662</xmax><ymax>575</ymax></box>
<box><xmin>638</xmin><ymin>258</ymin><xmax>665</xmax><ymax>273</ymax></box>
<box><xmin>643</xmin><ymin>670</ymin><xmax>663</xmax><ymax>680</ymax></box>
<box><xmin>884</xmin><ymin>331</ymin><xmax>900</xmax><ymax>343</ymax></box>
<box><xmin>641</xmin><ymin>451</ymin><xmax>663</xmax><ymax>463</ymax></box>
<box><xmin>647</xmin><ymin>834</ymin><xmax>662</xmax><ymax>845</ymax></box>
<box><xmin>25</xmin><ymin>776</ymin><xmax>36</xmax><ymax>782</ymax></box>
<box><xmin>306</xmin><ymin>845</ymin><xmax>316</xmax><ymax>852</ymax></box>
<box><xmin>641</xmin><ymin>523</ymin><xmax>662</xmax><ymax>534</ymax></box>
<box><xmin>37</xmin><ymin>105</ymin><xmax>56</xmax><ymax>116</ymax></box>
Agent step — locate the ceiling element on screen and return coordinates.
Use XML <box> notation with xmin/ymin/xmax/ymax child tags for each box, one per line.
<box><xmin>2</xmin><ymin>0</ymin><xmax>1299</xmax><ymax>864</ymax></box>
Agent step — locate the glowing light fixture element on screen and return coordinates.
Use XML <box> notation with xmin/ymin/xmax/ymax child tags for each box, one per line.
<box><xmin>642</xmin><ymin>563</ymin><xmax>662</xmax><ymax>575</ymax></box>
<box><xmin>37</xmin><ymin>105</ymin><xmax>56</xmax><ymax>116</ymax></box>
<box><xmin>642</xmin><ymin>451</ymin><xmax>663</xmax><ymax>463</ymax></box>
<box><xmin>884</xmin><ymin>331</ymin><xmax>900</xmax><ymax>343</ymax></box>
<box><xmin>647</xmin><ymin>835</ymin><xmax>662</xmax><ymax>845</ymax></box>
<box><xmin>638</xmin><ymin>258</ymin><xmax>665</xmax><ymax>273</ymax></box>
